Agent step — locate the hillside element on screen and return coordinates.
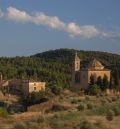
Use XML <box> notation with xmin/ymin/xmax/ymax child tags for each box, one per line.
<box><xmin>0</xmin><ymin>48</ymin><xmax>120</xmax><ymax>88</ymax></box>
<box><xmin>34</xmin><ymin>48</ymin><xmax>120</xmax><ymax>66</ymax></box>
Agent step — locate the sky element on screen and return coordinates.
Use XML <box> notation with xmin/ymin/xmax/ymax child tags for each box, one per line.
<box><xmin>0</xmin><ymin>0</ymin><xmax>120</xmax><ymax>56</ymax></box>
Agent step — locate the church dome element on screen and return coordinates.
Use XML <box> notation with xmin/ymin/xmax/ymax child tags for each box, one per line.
<box><xmin>88</xmin><ymin>59</ymin><xmax>104</xmax><ymax>70</ymax></box>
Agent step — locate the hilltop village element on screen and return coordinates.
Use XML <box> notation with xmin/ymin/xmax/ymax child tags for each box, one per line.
<box><xmin>0</xmin><ymin>52</ymin><xmax>112</xmax><ymax>96</ymax></box>
<box><xmin>0</xmin><ymin>51</ymin><xmax>120</xmax><ymax>99</ymax></box>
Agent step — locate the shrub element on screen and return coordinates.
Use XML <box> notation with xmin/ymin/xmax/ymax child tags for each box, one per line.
<box><xmin>94</xmin><ymin>121</ymin><xmax>103</xmax><ymax>128</ymax></box>
<box><xmin>85</xmin><ymin>96</ymin><xmax>90</xmax><ymax>101</ymax></box>
<box><xmin>53</xmin><ymin>114</ymin><xmax>59</xmax><ymax>119</ymax></box>
<box><xmin>88</xmin><ymin>84</ymin><xmax>101</xmax><ymax>95</ymax></box>
<box><xmin>96</xmin><ymin>93</ymin><xmax>104</xmax><ymax>98</ymax></box>
<box><xmin>87</xmin><ymin>103</ymin><xmax>93</xmax><ymax>110</ymax></box>
<box><xmin>71</xmin><ymin>99</ymin><xmax>78</xmax><ymax>104</ymax></box>
<box><xmin>111</xmin><ymin>96</ymin><xmax>118</xmax><ymax>102</ymax></box>
<box><xmin>51</xmin><ymin>104</ymin><xmax>69</xmax><ymax>112</ymax></box>
<box><xmin>112</xmin><ymin>106</ymin><xmax>120</xmax><ymax>116</ymax></box>
<box><xmin>93</xmin><ymin>104</ymin><xmax>111</xmax><ymax>115</ymax></box>
<box><xmin>94</xmin><ymin>121</ymin><xmax>107</xmax><ymax>129</ymax></box>
<box><xmin>100</xmin><ymin>98</ymin><xmax>108</xmax><ymax>105</ymax></box>
<box><xmin>14</xmin><ymin>122</ymin><xmax>40</xmax><ymax>129</ymax></box>
<box><xmin>13</xmin><ymin>122</ymin><xmax>26</xmax><ymax>129</ymax></box>
<box><xmin>80</xmin><ymin>120</ymin><xmax>93</xmax><ymax>129</ymax></box>
<box><xmin>99</xmin><ymin>93</ymin><xmax>105</xmax><ymax>97</ymax></box>
<box><xmin>78</xmin><ymin>99</ymin><xmax>82</xmax><ymax>102</ymax></box>
<box><xmin>0</xmin><ymin>108</ymin><xmax>8</xmax><ymax>118</ymax></box>
<box><xmin>37</xmin><ymin>115</ymin><xmax>45</xmax><ymax>123</ymax></box>
<box><xmin>27</xmin><ymin>91</ymin><xmax>49</xmax><ymax>105</ymax></box>
<box><xmin>50</xmin><ymin>85</ymin><xmax>62</xmax><ymax>95</ymax></box>
<box><xmin>106</xmin><ymin>110</ymin><xmax>114</xmax><ymax>121</ymax></box>
<box><xmin>51</xmin><ymin>104</ymin><xmax>61</xmax><ymax>112</ymax></box>
<box><xmin>77</xmin><ymin>104</ymin><xmax>85</xmax><ymax>111</ymax></box>
<box><xmin>96</xmin><ymin>94</ymin><xmax>100</xmax><ymax>98</ymax></box>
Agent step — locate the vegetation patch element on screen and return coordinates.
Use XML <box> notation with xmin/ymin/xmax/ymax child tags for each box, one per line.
<box><xmin>0</xmin><ymin>107</ymin><xmax>8</xmax><ymax>118</ymax></box>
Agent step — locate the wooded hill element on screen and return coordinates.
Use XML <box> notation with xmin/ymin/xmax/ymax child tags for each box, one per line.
<box><xmin>0</xmin><ymin>49</ymin><xmax>120</xmax><ymax>88</ymax></box>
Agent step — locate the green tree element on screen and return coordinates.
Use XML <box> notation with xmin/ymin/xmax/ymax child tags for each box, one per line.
<box><xmin>114</xmin><ymin>69</ymin><xmax>120</xmax><ymax>91</ymax></box>
<box><xmin>89</xmin><ymin>74</ymin><xmax>95</xmax><ymax>85</ymax></box>
<box><xmin>50</xmin><ymin>85</ymin><xmax>62</xmax><ymax>95</ymax></box>
<box><xmin>102</xmin><ymin>74</ymin><xmax>109</xmax><ymax>90</ymax></box>
<box><xmin>96</xmin><ymin>76</ymin><xmax>102</xmax><ymax>86</ymax></box>
<box><xmin>88</xmin><ymin>84</ymin><xmax>101</xmax><ymax>95</ymax></box>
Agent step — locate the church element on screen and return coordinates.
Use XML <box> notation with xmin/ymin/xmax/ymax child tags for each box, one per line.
<box><xmin>71</xmin><ymin>52</ymin><xmax>111</xmax><ymax>89</ymax></box>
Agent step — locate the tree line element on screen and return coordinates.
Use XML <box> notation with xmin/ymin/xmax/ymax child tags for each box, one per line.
<box><xmin>0</xmin><ymin>48</ymin><xmax>119</xmax><ymax>90</ymax></box>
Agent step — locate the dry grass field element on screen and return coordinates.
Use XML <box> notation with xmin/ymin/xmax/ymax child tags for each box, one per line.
<box><xmin>0</xmin><ymin>90</ymin><xmax>120</xmax><ymax>129</ymax></box>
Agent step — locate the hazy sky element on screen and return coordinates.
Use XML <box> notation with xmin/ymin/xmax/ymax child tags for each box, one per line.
<box><xmin>0</xmin><ymin>0</ymin><xmax>120</xmax><ymax>56</ymax></box>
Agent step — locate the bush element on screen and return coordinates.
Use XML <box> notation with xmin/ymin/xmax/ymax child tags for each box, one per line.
<box><xmin>77</xmin><ymin>104</ymin><xmax>85</xmax><ymax>111</ymax></box>
<box><xmin>53</xmin><ymin>114</ymin><xmax>59</xmax><ymax>119</ymax></box>
<box><xmin>37</xmin><ymin>115</ymin><xmax>45</xmax><ymax>123</ymax></box>
<box><xmin>14</xmin><ymin>122</ymin><xmax>40</xmax><ymax>129</ymax></box>
<box><xmin>94</xmin><ymin>121</ymin><xmax>107</xmax><ymax>129</ymax></box>
<box><xmin>96</xmin><ymin>94</ymin><xmax>100</xmax><ymax>98</ymax></box>
<box><xmin>0</xmin><ymin>108</ymin><xmax>8</xmax><ymax>118</ymax></box>
<box><xmin>80</xmin><ymin>120</ymin><xmax>93</xmax><ymax>129</ymax></box>
<box><xmin>85</xmin><ymin>96</ymin><xmax>90</xmax><ymax>101</ymax></box>
<box><xmin>71</xmin><ymin>99</ymin><xmax>78</xmax><ymax>104</ymax></box>
<box><xmin>51</xmin><ymin>104</ymin><xmax>62</xmax><ymax>112</ymax></box>
<box><xmin>78</xmin><ymin>99</ymin><xmax>82</xmax><ymax>102</ymax></box>
<box><xmin>94</xmin><ymin>121</ymin><xmax>103</xmax><ymax>128</ymax></box>
<box><xmin>13</xmin><ymin>122</ymin><xmax>26</xmax><ymax>129</ymax></box>
<box><xmin>112</xmin><ymin>106</ymin><xmax>120</xmax><ymax>116</ymax></box>
<box><xmin>27</xmin><ymin>91</ymin><xmax>49</xmax><ymax>105</ymax></box>
<box><xmin>88</xmin><ymin>84</ymin><xmax>101</xmax><ymax>95</ymax></box>
<box><xmin>50</xmin><ymin>85</ymin><xmax>62</xmax><ymax>95</ymax></box>
<box><xmin>87</xmin><ymin>103</ymin><xmax>93</xmax><ymax>110</ymax></box>
<box><xmin>106</xmin><ymin>110</ymin><xmax>114</xmax><ymax>121</ymax></box>
<box><xmin>111</xmin><ymin>96</ymin><xmax>118</xmax><ymax>102</ymax></box>
<box><xmin>51</xmin><ymin>104</ymin><xmax>70</xmax><ymax>112</ymax></box>
<box><xmin>100</xmin><ymin>98</ymin><xmax>108</xmax><ymax>105</ymax></box>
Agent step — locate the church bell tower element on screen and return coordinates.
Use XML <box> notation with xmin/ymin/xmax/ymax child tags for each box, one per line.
<box><xmin>71</xmin><ymin>52</ymin><xmax>80</xmax><ymax>86</ymax></box>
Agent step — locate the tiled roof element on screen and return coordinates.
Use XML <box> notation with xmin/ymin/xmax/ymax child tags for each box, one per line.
<box><xmin>88</xmin><ymin>59</ymin><xmax>104</xmax><ymax>70</ymax></box>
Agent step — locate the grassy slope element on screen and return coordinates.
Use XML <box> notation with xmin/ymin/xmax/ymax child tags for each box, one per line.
<box><xmin>0</xmin><ymin>91</ymin><xmax>120</xmax><ymax>129</ymax></box>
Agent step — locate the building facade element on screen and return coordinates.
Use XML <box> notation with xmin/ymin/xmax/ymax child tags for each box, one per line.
<box><xmin>8</xmin><ymin>79</ymin><xmax>46</xmax><ymax>94</ymax></box>
<box><xmin>72</xmin><ymin>53</ymin><xmax>111</xmax><ymax>89</ymax></box>
<box><xmin>22</xmin><ymin>80</ymin><xmax>45</xmax><ymax>94</ymax></box>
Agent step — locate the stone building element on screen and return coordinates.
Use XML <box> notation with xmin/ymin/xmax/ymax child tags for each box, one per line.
<box><xmin>72</xmin><ymin>52</ymin><xmax>111</xmax><ymax>89</ymax></box>
<box><xmin>5</xmin><ymin>79</ymin><xmax>46</xmax><ymax>95</ymax></box>
<box><xmin>22</xmin><ymin>79</ymin><xmax>45</xmax><ymax>94</ymax></box>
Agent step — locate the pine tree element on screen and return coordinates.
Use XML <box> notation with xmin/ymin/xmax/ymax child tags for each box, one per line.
<box><xmin>96</xmin><ymin>76</ymin><xmax>102</xmax><ymax>86</ymax></box>
<box><xmin>90</xmin><ymin>74</ymin><xmax>95</xmax><ymax>85</ymax></box>
<box><xmin>102</xmin><ymin>74</ymin><xmax>109</xmax><ymax>90</ymax></box>
<box><xmin>114</xmin><ymin>70</ymin><xmax>120</xmax><ymax>91</ymax></box>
